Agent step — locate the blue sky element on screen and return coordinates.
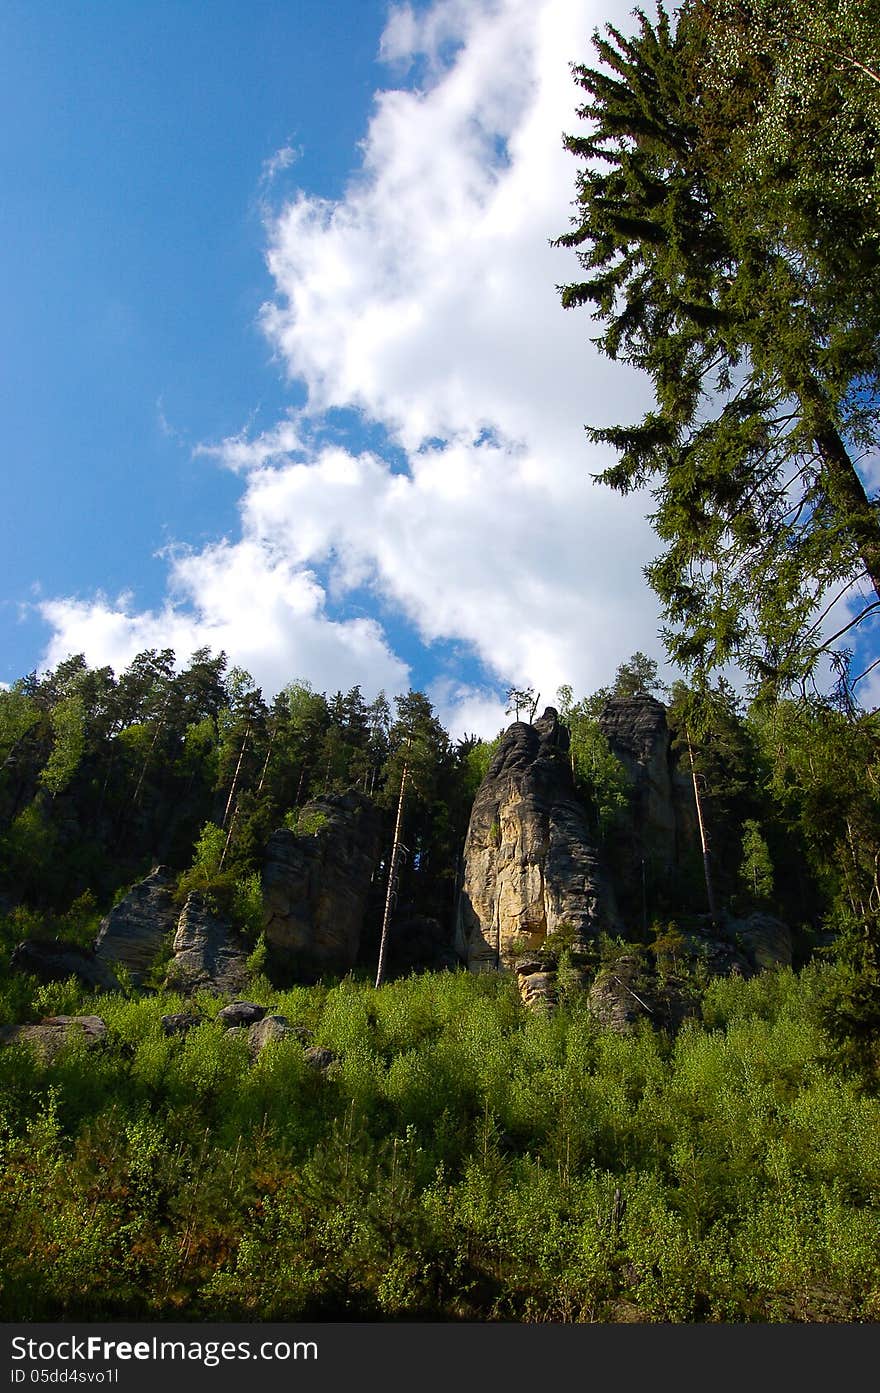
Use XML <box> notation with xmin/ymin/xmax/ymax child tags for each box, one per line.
<box><xmin>2</xmin><ymin>0</ymin><xmax>387</xmax><ymax>670</ymax></box>
<box><xmin>4</xmin><ymin>0</ymin><xmax>874</xmax><ymax>732</ymax></box>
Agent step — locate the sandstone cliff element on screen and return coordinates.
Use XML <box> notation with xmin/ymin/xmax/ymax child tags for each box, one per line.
<box><xmin>598</xmin><ymin>695</ymin><xmax>699</xmax><ymax>923</ymax></box>
<box><xmin>94</xmin><ymin>866</ymin><xmax>179</xmax><ymax>985</ymax></box>
<box><xmin>456</xmin><ymin>708</ymin><xmax>618</xmax><ymax>970</ymax></box>
<box><xmin>164</xmin><ymin>892</ymin><xmax>249</xmax><ymax>996</ymax></box>
<box><xmin>262</xmin><ymin>790</ymin><xmax>384</xmax><ymax>982</ymax></box>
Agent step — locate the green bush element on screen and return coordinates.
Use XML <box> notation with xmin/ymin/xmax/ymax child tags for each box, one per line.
<box><xmin>2</xmin><ymin>961</ymin><xmax>880</xmax><ymax>1321</ymax></box>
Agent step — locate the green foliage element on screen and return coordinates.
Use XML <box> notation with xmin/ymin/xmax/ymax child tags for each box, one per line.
<box><xmin>0</xmin><ymin>684</ymin><xmax>41</xmax><ymax>763</ymax></box>
<box><xmin>0</xmin><ymin>649</ymin><xmax>877</xmax><ymax>1322</ymax></box>
<box><xmin>505</xmin><ymin>686</ymin><xmax>539</xmax><ymax>722</ymax></box>
<box><xmin>173</xmin><ymin>823</ymin><xmax>262</xmax><ymax>940</ymax></box>
<box><xmin>461</xmin><ymin>735</ymin><xmax>501</xmax><ymax>799</ymax></box>
<box><xmin>558</xmin><ymin>2</ymin><xmax>880</xmax><ymax>693</ymax></box>
<box><xmin>2</xmin><ymin>962</ymin><xmax>880</xmax><ymax>1320</ymax></box>
<box><xmin>649</xmin><ymin>920</ymin><xmax>687</xmax><ymax>978</ymax></box>
<box><xmin>563</xmin><ymin>696</ymin><xmax>630</xmax><ymax>840</ymax></box>
<box><xmin>39</xmin><ymin>696</ymin><xmax>86</xmax><ymax>796</ymax></box>
<box><xmin>611</xmin><ymin>652</ymin><xmax>664</xmax><ymax>698</ymax></box>
<box><xmin>739</xmin><ymin>820</ymin><xmax>775</xmax><ymax>904</ymax></box>
<box><xmin>232</xmin><ymin>872</ymin><xmax>263</xmax><ymax>940</ymax></box>
<box><xmin>285</xmin><ymin>808</ymin><xmax>329</xmax><ymax>837</ymax></box>
<box><xmin>1</xmin><ymin>802</ymin><xmax>60</xmax><ymax>901</ymax></box>
<box><xmin>175</xmin><ymin>821</ymin><xmax>228</xmax><ymax>904</ymax></box>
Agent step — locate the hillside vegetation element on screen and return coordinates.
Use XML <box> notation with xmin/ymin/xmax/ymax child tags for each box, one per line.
<box><xmin>3</xmin><ymin>961</ymin><xmax>880</xmax><ymax>1322</ymax></box>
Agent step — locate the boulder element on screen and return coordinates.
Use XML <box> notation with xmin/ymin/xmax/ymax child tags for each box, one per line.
<box><xmin>515</xmin><ymin>961</ymin><xmax>557</xmax><ymax>1013</ymax></box>
<box><xmin>0</xmin><ymin>1015</ymin><xmax>107</xmax><ymax>1059</ymax></box>
<box><xmin>303</xmin><ymin>1045</ymin><xmax>337</xmax><ymax>1071</ymax></box>
<box><xmin>217</xmin><ymin>1001</ymin><xmax>268</xmax><ymax>1029</ymax></box>
<box><xmin>161</xmin><ymin>1012</ymin><xmax>203</xmax><ymax>1037</ymax></box>
<box><xmin>263</xmin><ymin>791</ymin><xmax>384</xmax><ymax>981</ymax></box>
<box><xmin>247</xmin><ymin>1014</ymin><xmax>302</xmax><ymax>1054</ymax></box>
<box><xmin>456</xmin><ymin>708</ymin><xmax>619</xmax><ymax>970</ymax></box>
<box><xmin>164</xmin><ymin>894</ymin><xmax>249</xmax><ymax>996</ymax></box>
<box><xmin>95</xmin><ymin>866</ymin><xmax>178</xmax><ymax>985</ymax></box>
<box><xmin>10</xmin><ymin>939</ymin><xmax>120</xmax><ymax>992</ymax></box>
<box><xmin>588</xmin><ymin>955</ymin><xmax>658</xmax><ymax>1034</ymax></box>
<box><xmin>726</xmin><ymin>912</ymin><xmax>793</xmax><ymax>971</ymax></box>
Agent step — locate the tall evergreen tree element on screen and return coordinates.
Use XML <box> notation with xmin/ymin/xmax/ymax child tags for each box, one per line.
<box><xmin>557</xmin><ymin>2</ymin><xmax>880</xmax><ymax>694</ymax></box>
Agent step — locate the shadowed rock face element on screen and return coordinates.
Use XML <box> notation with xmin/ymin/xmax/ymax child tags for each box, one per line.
<box><xmin>598</xmin><ymin>696</ymin><xmax>699</xmax><ymax>921</ymax></box>
<box><xmin>94</xmin><ymin>866</ymin><xmax>178</xmax><ymax>985</ymax></box>
<box><xmin>262</xmin><ymin>791</ymin><xmax>385</xmax><ymax>982</ymax></box>
<box><xmin>456</xmin><ymin>708</ymin><xmax>619</xmax><ymax>971</ymax></box>
<box><xmin>11</xmin><ymin>940</ymin><xmax>119</xmax><ymax>992</ymax></box>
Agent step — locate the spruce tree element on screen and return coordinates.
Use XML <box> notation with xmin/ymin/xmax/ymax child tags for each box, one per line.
<box><xmin>558</xmin><ymin>2</ymin><xmax>880</xmax><ymax>694</ymax></box>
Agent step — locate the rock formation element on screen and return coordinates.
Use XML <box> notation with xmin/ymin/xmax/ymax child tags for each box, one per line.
<box><xmin>164</xmin><ymin>893</ymin><xmax>249</xmax><ymax>996</ymax></box>
<box><xmin>10</xmin><ymin>939</ymin><xmax>120</xmax><ymax>992</ymax></box>
<box><xmin>217</xmin><ymin>1001</ymin><xmax>268</xmax><ymax>1028</ymax></box>
<box><xmin>726</xmin><ymin>912</ymin><xmax>793</xmax><ymax>970</ymax></box>
<box><xmin>0</xmin><ymin>1015</ymin><xmax>107</xmax><ymax>1059</ymax></box>
<box><xmin>514</xmin><ymin>956</ymin><xmax>558</xmax><ymax>1012</ymax></box>
<box><xmin>598</xmin><ymin>695</ymin><xmax>699</xmax><ymax>923</ymax></box>
<box><xmin>262</xmin><ymin>790</ymin><xmax>384</xmax><ymax>982</ymax></box>
<box><xmin>95</xmin><ymin>866</ymin><xmax>178</xmax><ymax>985</ymax></box>
<box><xmin>456</xmin><ymin>708</ymin><xmax>619</xmax><ymax>970</ymax></box>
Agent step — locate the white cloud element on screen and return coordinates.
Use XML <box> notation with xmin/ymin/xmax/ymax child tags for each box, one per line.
<box><xmin>39</xmin><ymin>542</ymin><xmax>409</xmax><ymax>700</ymax></box>
<box><xmin>40</xmin><ymin>0</ymin><xmax>665</xmax><ymax>731</ymax></box>
<box><xmin>427</xmin><ymin>676</ymin><xmax>508</xmax><ymax>742</ymax></box>
<box><xmin>194</xmin><ymin>415</ymin><xmax>307</xmax><ymax>473</ymax></box>
<box><xmin>260</xmin><ymin>142</ymin><xmax>301</xmax><ymax>186</ymax></box>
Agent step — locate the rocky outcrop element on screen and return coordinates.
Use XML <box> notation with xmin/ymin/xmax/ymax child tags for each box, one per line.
<box><xmin>246</xmin><ymin>1014</ymin><xmax>312</xmax><ymax>1055</ymax></box>
<box><xmin>456</xmin><ymin>708</ymin><xmax>619</xmax><ymax>971</ymax></box>
<box><xmin>262</xmin><ymin>791</ymin><xmax>384</xmax><ymax>982</ymax></box>
<box><xmin>587</xmin><ymin>914</ymin><xmax>794</xmax><ymax>1034</ymax></box>
<box><xmin>514</xmin><ymin>957</ymin><xmax>557</xmax><ymax>1012</ymax></box>
<box><xmin>598</xmin><ymin>696</ymin><xmax>699</xmax><ymax>922</ymax></box>
<box><xmin>95</xmin><ymin>866</ymin><xmax>178</xmax><ymax>984</ymax></box>
<box><xmin>217</xmin><ymin>1001</ymin><xmax>268</xmax><ymax>1028</ymax></box>
<box><xmin>0</xmin><ymin>1015</ymin><xmax>107</xmax><ymax>1058</ymax></box>
<box><xmin>588</xmin><ymin>955</ymin><xmax>662</xmax><ymax>1033</ymax></box>
<box><xmin>10</xmin><ymin>940</ymin><xmax>120</xmax><ymax>992</ymax></box>
<box><xmin>164</xmin><ymin>894</ymin><xmax>249</xmax><ymax>996</ymax></box>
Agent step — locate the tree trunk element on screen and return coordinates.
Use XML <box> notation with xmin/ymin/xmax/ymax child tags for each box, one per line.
<box><xmin>131</xmin><ymin>713</ymin><xmax>166</xmax><ymax>808</ymax></box>
<box><xmin>256</xmin><ymin>726</ymin><xmax>276</xmax><ymax>796</ymax></box>
<box><xmin>219</xmin><ymin>800</ymin><xmax>238</xmax><ymax>871</ymax></box>
<box><xmin>687</xmin><ymin>731</ymin><xmax>720</xmax><ymax>928</ymax></box>
<box><xmin>802</xmin><ymin>380</ymin><xmax>880</xmax><ymax>599</ymax></box>
<box><xmin>222</xmin><ymin>727</ymin><xmax>249</xmax><ymax>830</ymax></box>
<box><xmin>375</xmin><ymin>762</ymin><xmax>408</xmax><ymax>989</ymax></box>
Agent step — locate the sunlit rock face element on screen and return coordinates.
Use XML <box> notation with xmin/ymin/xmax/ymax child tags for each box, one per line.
<box><xmin>94</xmin><ymin>866</ymin><xmax>178</xmax><ymax>985</ymax></box>
<box><xmin>456</xmin><ymin>708</ymin><xmax>619</xmax><ymax>971</ymax></box>
<box><xmin>165</xmin><ymin>893</ymin><xmax>249</xmax><ymax>996</ymax></box>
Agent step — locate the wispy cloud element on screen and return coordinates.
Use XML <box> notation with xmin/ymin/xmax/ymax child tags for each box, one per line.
<box><xmin>156</xmin><ymin>395</ymin><xmax>187</xmax><ymax>446</ymax></box>
<box><xmin>260</xmin><ymin>142</ymin><xmax>301</xmax><ymax>186</ymax></box>
<box><xmin>194</xmin><ymin>415</ymin><xmax>306</xmax><ymax>473</ymax></box>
